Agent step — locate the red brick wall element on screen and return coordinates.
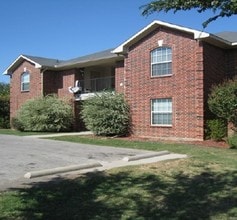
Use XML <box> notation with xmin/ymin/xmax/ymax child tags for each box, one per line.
<box><xmin>202</xmin><ymin>43</ymin><xmax>227</xmax><ymax>122</ymax></box>
<box><xmin>74</xmin><ymin>101</ymin><xmax>86</xmax><ymax>131</ymax></box>
<box><xmin>227</xmin><ymin>49</ymin><xmax>237</xmax><ymax>77</ymax></box>
<box><xmin>115</xmin><ymin>60</ymin><xmax>125</xmax><ymax>93</ymax></box>
<box><xmin>43</xmin><ymin>69</ymin><xmax>84</xmax><ymax>130</ymax></box>
<box><xmin>10</xmin><ymin>63</ymin><xmax>81</xmax><ymax>129</ymax></box>
<box><xmin>42</xmin><ymin>70</ymin><xmax>58</xmax><ymax>95</ymax></box>
<box><xmin>43</xmin><ymin>69</ymin><xmax>75</xmax><ymax>100</ymax></box>
<box><xmin>122</xmin><ymin>27</ymin><xmax>207</xmax><ymax>140</ymax></box>
<box><xmin>10</xmin><ymin>60</ymin><xmax>42</xmax><ymax>119</ymax></box>
<box><xmin>56</xmin><ymin>70</ymin><xmax>75</xmax><ymax>100</ymax></box>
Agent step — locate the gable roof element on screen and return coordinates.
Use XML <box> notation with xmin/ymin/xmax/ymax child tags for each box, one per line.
<box><xmin>3</xmin><ymin>20</ymin><xmax>237</xmax><ymax>75</ymax></box>
<box><xmin>112</xmin><ymin>20</ymin><xmax>237</xmax><ymax>54</ymax></box>
<box><xmin>3</xmin><ymin>48</ymin><xmax>121</xmax><ymax>75</ymax></box>
<box><xmin>112</xmin><ymin>20</ymin><xmax>210</xmax><ymax>54</ymax></box>
<box><xmin>3</xmin><ymin>54</ymin><xmax>61</xmax><ymax>75</ymax></box>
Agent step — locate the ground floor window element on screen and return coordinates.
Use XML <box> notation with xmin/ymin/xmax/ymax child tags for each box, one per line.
<box><xmin>151</xmin><ymin>98</ymin><xmax>172</xmax><ymax>125</ymax></box>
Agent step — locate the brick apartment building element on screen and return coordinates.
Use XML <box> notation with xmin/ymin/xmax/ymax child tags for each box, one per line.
<box><xmin>3</xmin><ymin>20</ymin><xmax>237</xmax><ymax>141</ymax></box>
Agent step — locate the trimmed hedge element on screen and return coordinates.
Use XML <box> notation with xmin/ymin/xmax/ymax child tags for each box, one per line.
<box><xmin>208</xmin><ymin>78</ymin><xmax>237</xmax><ymax>128</ymax></box>
<box><xmin>81</xmin><ymin>92</ymin><xmax>130</xmax><ymax>136</ymax></box>
<box><xmin>227</xmin><ymin>134</ymin><xmax>237</xmax><ymax>149</ymax></box>
<box><xmin>13</xmin><ymin>95</ymin><xmax>73</xmax><ymax>132</ymax></box>
<box><xmin>206</xmin><ymin>119</ymin><xmax>227</xmax><ymax>141</ymax></box>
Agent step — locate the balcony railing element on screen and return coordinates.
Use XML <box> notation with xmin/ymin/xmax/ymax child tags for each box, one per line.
<box><xmin>79</xmin><ymin>75</ymin><xmax>115</xmax><ymax>93</ymax></box>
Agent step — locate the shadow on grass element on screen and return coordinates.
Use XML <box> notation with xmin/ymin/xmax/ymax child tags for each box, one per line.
<box><xmin>4</xmin><ymin>169</ymin><xmax>237</xmax><ymax>219</ymax></box>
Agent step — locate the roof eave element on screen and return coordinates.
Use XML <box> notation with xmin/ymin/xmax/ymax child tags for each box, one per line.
<box><xmin>3</xmin><ymin>55</ymin><xmax>42</xmax><ymax>75</ymax></box>
<box><xmin>55</xmin><ymin>55</ymin><xmax>123</xmax><ymax>69</ymax></box>
<box><xmin>202</xmin><ymin>34</ymin><xmax>237</xmax><ymax>49</ymax></box>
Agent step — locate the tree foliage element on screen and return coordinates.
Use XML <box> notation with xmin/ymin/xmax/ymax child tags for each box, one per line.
<box><xmin>208</xmin><ymin>78</ymin><xmax>237</xmax><ymax>127</ymax></box>
<box><xmin>13</xmin><ymin>95</ymin><xmax>73</xmax><ymax>132</ymax></box>
<box><xmin>81</xmin><ymin>92</ymin><xmax>130</xmax><ymax>136</ymax></box>
<box><xmin>0</xmin><ymin>83</ymin><xmax>10</xmax><ymax>96</ymax></box>
<box><xmin>141</xmin><ymin>0</ymin><xmax>237</xmax><ymax>27</ymax></box>
<box><xmin>0</xmin><ymin>83</ymin><xmax>10</xmax><ymax>128</ymax></box>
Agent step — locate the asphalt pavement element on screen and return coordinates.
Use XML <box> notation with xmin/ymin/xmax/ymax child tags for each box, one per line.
<box><xmin>0</xmin><ymin>134</ymin><xmax>187</xmax><ymax>191</ymax></box>
<box><xmin>0</xmin><ymin>134</ymin><xmax>152</xmax><ymax>191</ymax></box>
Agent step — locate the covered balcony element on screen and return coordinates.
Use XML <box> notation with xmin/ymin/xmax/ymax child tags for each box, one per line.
<box><xmin>71</xmin><ymin>74</ymin><xmax>115</xmax><ymax>100</ymax></box>
<box><xmin>63</xmin><ymin>48</ymin><xmax>122</xmax><ymax>101</ymax></box>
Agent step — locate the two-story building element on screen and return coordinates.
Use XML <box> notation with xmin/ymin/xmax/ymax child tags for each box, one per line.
<box><xmin>3</xmin><ymin>20</ymin><xmax>237</xmax><ymax>140</ymax></box>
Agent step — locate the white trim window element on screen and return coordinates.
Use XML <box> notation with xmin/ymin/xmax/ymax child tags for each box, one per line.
<box><xmin>151</xmin><ymin>47</ymin><xmax>172</xmax><ymax>76</ymax></box>
<box><xmin>151</xmin><ymin>98</ymin><xmax>172</xmax><ymax>125</ymax></box>
<box><xmin>21</xmin><ymin>72</ymin><xmax>30</xmax><ymax>91</ymax></box>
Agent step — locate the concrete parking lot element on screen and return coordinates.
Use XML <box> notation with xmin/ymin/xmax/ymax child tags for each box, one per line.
<box><xmin>0</xmin><ymin>134</ymin><xmax>152</xmax><ymax>191</ymax></box>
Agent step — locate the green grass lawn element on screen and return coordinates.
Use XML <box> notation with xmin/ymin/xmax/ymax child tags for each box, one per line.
<box><xmin>0</xmin><ymin>134</ymin><xmax>237</xmax><ymax>219</ymax></box>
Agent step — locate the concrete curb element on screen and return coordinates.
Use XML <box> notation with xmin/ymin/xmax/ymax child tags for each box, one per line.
<box><xmin>24</xmin><ymin>131</ymin><xmax>93</xmax><ymax>138</ymax></box>
<box><xmin>24</xmin><ymin>162</ymin><xmax>102</xmax><ymax>179</ymax></box>
<box><xmin>23</xmin><ymin>151</ymin><xmax>186</xmax><ymax>179</ymax></box>
<box><xmin>122</xmin><ymin>150</ymin><xmax>170</xmax><ymax>162</ymax></box>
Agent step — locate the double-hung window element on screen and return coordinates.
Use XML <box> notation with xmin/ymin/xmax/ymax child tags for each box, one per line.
<box><xmin>21</xmin><ymin>72</ymin><xmax>30</xmax><ymax>91</ymax></box>
<box><xmin>151</xmin><ymin>98</ymin><xmax>172</xmax><ymax>126</ymax></box>
<box><xmin>151</xmin><ymin>47</ymin><xmax>172</xmax><ymax>76</ymax></box>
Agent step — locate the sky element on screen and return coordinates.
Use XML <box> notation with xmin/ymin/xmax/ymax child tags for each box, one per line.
<box><xmin>1</xmin><ymin>0</ymin><xmax>237</xmax><ymax>83</ymax></box>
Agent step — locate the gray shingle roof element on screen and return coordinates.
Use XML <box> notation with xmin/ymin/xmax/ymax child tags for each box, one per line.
<box><xmin>22</xmin><ymin>54</ymin><xmax>61</xmax><ymax>67</ymax></box>
<box><xmin>23</xmin><ymin>48</ymin><xmax>116</xmax><ymax>68</ymax></box>
<box><xmin>3</xmin><ymin>48</ymin><xmax>118</xmax><ymax>75</ymax></box>
<box><xmin>214</xmin><ymin>32</ymin><xmax>237</xmax><ymax>43</ymax></box>
<box><xmin>56</xmin><ymin>48</ymin><xmax>116</xmax><ymax>67</ymax></box>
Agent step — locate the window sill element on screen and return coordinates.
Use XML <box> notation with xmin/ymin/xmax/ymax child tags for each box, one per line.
<box><xmin>151</xmin><ymin>74</ymin><xmax>172</xmax><ymax>78</ymax></box>
<box><xmin>151</xmin><ymin>124</ymin><xmax>172</xmax><ymax>127</ymax></box>
<box><xmin>21</xmin><ymin>90</ymin><xmax>30</xmax><ymax>93</ymax></box>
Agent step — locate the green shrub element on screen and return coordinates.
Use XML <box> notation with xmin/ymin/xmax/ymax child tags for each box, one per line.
<box><xmin>11</xmin><ymin>117</ymin><xmax>24</xmax><ymax>131</ymax></box>
<box><xmin>227</xmin><ymin>134</ymin><xmax>237</xmax><ymax>148</ymax></box>
<box><xmin>15</xmin><ymin>95</ymin><xmax>73</xmax><ymax>132</ymax></box>
<box><xmin>208</xmin><ymin>78</ymin><xmax>237</xmax><ymax>127</ymax></box>
<box><xmin>0</xmin><ymin>93</ymin><xmax>10</xmax><ymax>129</ymax></box>
<box><xmin>81</xmin><ymin>92</ymin><xmax>130</xmax><ymax>136</ymax></box>
<box><xmin>0</xmin><ymin>117</ymin><xmax>10</xmax><ymax>129</ymax></box>
<box><xmin>206</xmin><ymin>119</ymin><xmax>227</xmax><ymax>141</ymax></box>
<box><xmin>0</xmin><ymin>83</ymin><xmax>10</xmax><ymax>128</ymax></box>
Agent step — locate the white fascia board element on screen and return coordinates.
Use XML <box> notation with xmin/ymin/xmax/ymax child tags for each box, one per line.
<box><xmin>35</xmin><ymin>63</ymin><xmax>42</xmax><ymax>69</ymax></box>
<box><xmin>22</xmin><ymin>55</ymin><xmax>42</xmax><ymax>69</ymax></box>
<box><xmin>3</xmin><ymin>55</ymin><xmax>42</xmax><ymax>75</ymax></box>
<box><xmin>112</xmin><ymin>21</ymin><xmax>158</xmax><ymax>54</ymax></box>
<box><xmin>3</xmin><ymin>55</ymin><xmax>22</xmax><ymax>75</ymax></box>
<box><xmin>112</xmin><ymin>20</ymin><xmax>210</xmax><ymax>54</ymax></box>
<box><xmin>155</xmin><ymin>20</ymin><xmax>210</xmax><ymax>39</ymax></box>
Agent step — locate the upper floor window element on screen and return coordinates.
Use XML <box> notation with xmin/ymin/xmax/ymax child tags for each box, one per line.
<box><xmin>151</xmin><ymin>47</ymin><xmax>172</xmax><ymax>77</ymax></box>
<box><xmin>21</xmin><ymin>72</ymin><xmax>30</xmax><ymax>91</ymax></box>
